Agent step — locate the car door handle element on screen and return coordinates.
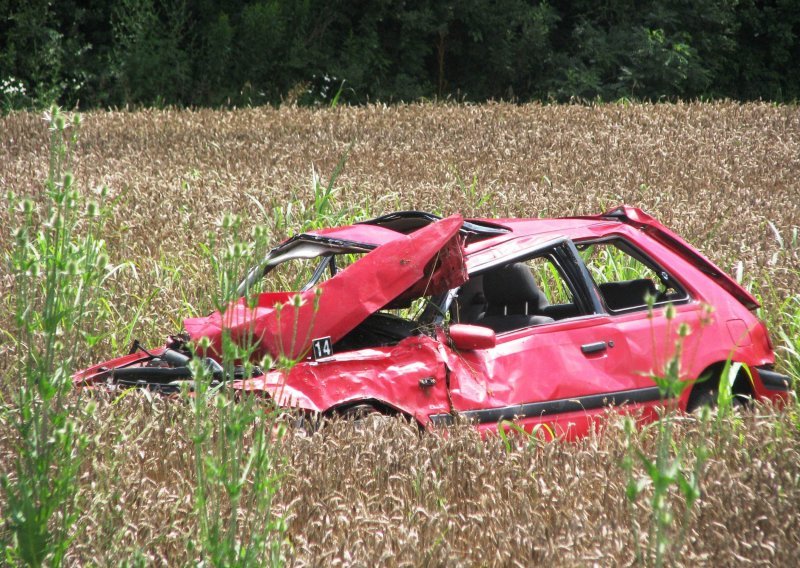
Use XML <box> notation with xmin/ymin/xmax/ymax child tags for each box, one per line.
<box><xmin>581</xmin><ymin>341</ymin><xmax>607</xmax><ymax>354</ymax></box>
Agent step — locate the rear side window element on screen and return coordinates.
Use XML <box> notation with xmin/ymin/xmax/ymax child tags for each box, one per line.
<box><xmin>577</xmin><ymin>239</ymin><xmax>688</xmax><ymax>313</ymax></box>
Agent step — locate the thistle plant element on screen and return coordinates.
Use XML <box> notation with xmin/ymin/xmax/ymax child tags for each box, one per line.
<box><xmin>622</xmin><ymin>302</ymin><xmax>710</xmax><ymax>568</ymax></box>
<box><xmin>189</xmin><ymin>212</ymin><xmax>287</xmax><ymax>566</ymax></box>
<box><xmin>2</xmin><ymin>107</ymin><xmax>114</xmax><ymax>566</ymax></box>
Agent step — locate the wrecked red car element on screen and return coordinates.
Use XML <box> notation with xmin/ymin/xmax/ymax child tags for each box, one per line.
<box><xmin>74</xmin><ymin>206</ymin><xmax>791</xmax><ymax>439</ymax></box>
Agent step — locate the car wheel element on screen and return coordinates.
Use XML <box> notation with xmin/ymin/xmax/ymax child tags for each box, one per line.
<box><xmin>341</xmin><ymin>404</ymin><xmax>383</xmax><ymax>420</ymax></box>
<box><xmin>342</xmin><ymin>404</ymin><xmax>392</xmax><ymax>430</ymax></box>
<box><xmin>340</xmin><ymin>404</ymin><xmax>420</xmax><ymax>436</ymax></box>
<box><xmin>686</xmin><ymin>387</ymin><xmax>748</xmax><ymax>413</ymax></box>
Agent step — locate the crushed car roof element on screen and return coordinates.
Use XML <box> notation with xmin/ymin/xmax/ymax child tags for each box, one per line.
<box><xmin>185</xmin><ymin>214</ymin><xmax>468</xmax><ymax>361</ymax></box>
<box><xmin>301</xmin><ymin>208</ymin><xmax>758</xmax><ymax>310</ymax></box>
<box><xmin>303</xmin><ymin>210</ymin><xmax>617</xmax><ymax>249</ymax></box>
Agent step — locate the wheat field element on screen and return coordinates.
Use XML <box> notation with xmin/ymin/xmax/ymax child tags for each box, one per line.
<box><xmin>1</xmin><ymin>102</ymin><xmax>799</xmax><ymax>565</ymax></box>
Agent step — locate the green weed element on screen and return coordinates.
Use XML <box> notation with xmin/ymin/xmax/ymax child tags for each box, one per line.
<box><xmin>189</xmin><ymin>213</ymin><xmax>286</xmax><ymax>566</ymax></box>
<box><xmin>623</xmin><ymin>303</ymin><xmax>709</xmax><ymax>567</ymax></box>
<box><xmin>1</xmin><ymin>107</ymin><xmax>114</xmax><ymax>566</ymax></box>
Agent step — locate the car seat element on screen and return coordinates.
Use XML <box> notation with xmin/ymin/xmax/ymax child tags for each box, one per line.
<box><xmin>451</xmin><ymin>275</ymin><xmax>487</xmax><ymax>324</ymax></box>
<box><xmin>598</xmin><ymin>278</ymin><xmax>657</xmax><ymax>311</ymax></box>
<box><xmin>476</xmin><ymin>263</ymin><xmax>554</xmax><ymax>332</ymax></box>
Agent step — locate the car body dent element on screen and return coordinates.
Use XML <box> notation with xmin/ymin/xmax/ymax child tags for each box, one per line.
<box><xmin>184</xmin><ymin>214</ymin><xmax>467</xmax><ymax>361</ymax></box>
<box><xmin>439</xmin><ymin>314</ymin><xmax>655</xmax><ymax>438</ymax></box>
<box><xmin>235</xmin><ymin>334</ymin><xmax>450</xmax><ymax>422</ymax></box>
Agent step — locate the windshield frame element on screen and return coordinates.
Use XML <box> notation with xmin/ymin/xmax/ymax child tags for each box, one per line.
<box><xmin>236</xmin><ymin>234</ymin><xmax>376</xmax><ymax>297</ymax></box>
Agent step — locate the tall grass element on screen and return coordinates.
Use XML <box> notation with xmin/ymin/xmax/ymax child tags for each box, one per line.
<box><xmin>622</xmin><ymin>303</ymin><xmax>709</xmax><ymax>567</ymax></box>
<box><xmin>186</xmin><ymin>156</ymin><xmax>366</xmax><ymax>564</ymax></box>
<box><xmin>742</xmin><ymin>221</ymin><xmax>800</xmax><ymax>386</ymax></box>
<box><xmin>189</xmin><ymin>212</ymin><xmax>287</xmax><ymax>566</ymax></box>
<box><xmin>1</xmin><ymin>107</ymin><xmax>115</xmax><ymax>565</ymax></box>
<box><xmin>767</xmin><ymin>224</ymin><xmax>800</xmax><ymax>385</ymax></box>
<box><xmin>778</xmin><ymin>293</ymin><xmax>800</xmax><ymax>383</ymax></box>
<box><xmin>268</xmin><ymin>148</ymin><xmax>358</xmax><ymax>239</ymax></box>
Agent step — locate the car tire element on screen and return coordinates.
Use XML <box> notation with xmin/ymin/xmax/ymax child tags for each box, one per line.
<box><xmin>341</xmin><ymin>404</ymin><xmax>421</xmax><ymax>437</ymax></box>
<box><xmin>686</xmin><ymin>387</ymin><xmax>748</xmax><ymax>413</ymax></box>
<box><xmin>341</xmin><ymin>404</ymin><xmax>383</xmax><ymax>420</ymax></box>
<box><xmin>289</xmin><ymin>405</ymin><xmax>402</xmax><ymax>436</ymax></box>
<box><xmin>343</xmin><ymin>404</ymin><xmax>393</xmax><ymax>430</ymax></box>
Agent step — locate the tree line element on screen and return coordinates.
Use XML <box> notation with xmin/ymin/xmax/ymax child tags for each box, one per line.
<box><xmin>1</xmin><ymin>0</ymin><xmax>798</xmax><ymax>110</ymax></box>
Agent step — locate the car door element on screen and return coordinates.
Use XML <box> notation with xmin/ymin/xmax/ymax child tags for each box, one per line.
<box><xmin>441</xmin><ymin>240</ymin><xmax>661</xmax><ymax>440</ymax></box>
<box><xmin>575</xmin><ymin>236</ymin><xmax>704</xmax><ymax>405</ymax></box>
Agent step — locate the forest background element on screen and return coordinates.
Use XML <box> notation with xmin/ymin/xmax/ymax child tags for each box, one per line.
<box><xmin>2</xmin><ymin>0</ymin><xmax>800</xmax><ymax>111</ymax></box>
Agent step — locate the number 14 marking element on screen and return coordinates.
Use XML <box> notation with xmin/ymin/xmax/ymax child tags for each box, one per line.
<box><xmin>312</xmin><ymin>336</ymin><xmax>333</xmax><ymax>360</ymax></box>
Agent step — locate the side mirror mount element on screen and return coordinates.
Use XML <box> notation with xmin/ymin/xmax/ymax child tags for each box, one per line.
<box><xmin>448</xmin><ymin>324</ymin><xmax>496</xmax><ymax>351</ymax></box>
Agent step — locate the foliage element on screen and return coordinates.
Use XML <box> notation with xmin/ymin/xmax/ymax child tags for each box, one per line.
<box><xmin>622</xmin><ymin>303</ymin><xmax>707</xmax><ymax>567</ymax></box>
<box><xmin>1</xmin><ymin>0</ymin><xmax>799</xmax><ymax>110</ymax></box>
<box><xmin>1</xmin><ymin>107</ymin><xmax>114</xmax><ymax>566</ymax></box>
<box><xmin>111</xmin><ymin>0</ymin><xmax>191</xmax><ymax>106</ymax></box>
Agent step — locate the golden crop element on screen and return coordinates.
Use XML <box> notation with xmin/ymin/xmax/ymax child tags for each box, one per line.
<box><xmin>1</xmin><ymin>102</ymin><xmax>799</xmax><ymax>565</ymax></box>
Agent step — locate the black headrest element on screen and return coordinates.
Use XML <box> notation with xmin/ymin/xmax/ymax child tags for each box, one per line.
<box><xmin>599</xmin><ymin>279</ymin><xmax>657</xmax><ymax>311</ymax></box>
<box><xmin>482</xmin><ymin>263</ymin><xmax>549</xmax><ymax>312</ymax></box>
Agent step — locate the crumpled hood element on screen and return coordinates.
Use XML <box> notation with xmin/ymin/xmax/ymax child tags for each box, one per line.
<box><xmin>184</xmin><ymin>214</ymin><xmax>467</xmax><ymax>361</ymax></box>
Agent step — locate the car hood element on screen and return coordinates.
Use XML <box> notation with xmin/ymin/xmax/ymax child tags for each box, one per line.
<box><xmin>184</xmin><ymin>214</ymin><xmax>467</xmax><ymax>361</ymax></box>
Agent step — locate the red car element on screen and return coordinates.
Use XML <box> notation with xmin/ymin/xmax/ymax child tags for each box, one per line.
<box><xmin>74</xmin><ymin>206</ymin><xmax>791</xmax><ymax>439</ymax></box>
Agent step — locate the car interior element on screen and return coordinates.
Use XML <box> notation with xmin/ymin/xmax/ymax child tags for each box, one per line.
<box><xmin>450</xmin><ymin>250</ymin><xmax>684</xmax><ymax>333</ymax></box>
<box><xmin>334</xmin><ymin>238</ymin><xmax>690</xmax><ymax>348</ymax></box>
<box><xmin>576</xmin><ymin>239</ymin><xmax>688</xmax><ymax>312</ymax></box>
<box><xmin>597</xmin><ymin>279</ymin><xmax>657</xmax><ymax>311</ymax></box>
<box><xmin>451</xmin><ymin>261</ymin><xmax>582</xmax><ymax>333</ymax></box>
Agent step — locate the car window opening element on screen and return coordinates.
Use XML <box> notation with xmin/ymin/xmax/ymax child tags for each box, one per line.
<box><xmin>250</xmin><ymin>252</ymin><xmax>367</xmax><ymax>295</ymax></box>
<box><xmin>451</xmin><ymin>252</ymin><xmax>585</xmax><ymax>334</ymax></box>
<box><xmin>246</xmin><ymin>250</ymin><xmax>447</xmax><ymax>355</ymax></box>
<box><xmin>576</xmin><ymin>239</ymin><xmax>689</xmax><ymax>313</ymax></box>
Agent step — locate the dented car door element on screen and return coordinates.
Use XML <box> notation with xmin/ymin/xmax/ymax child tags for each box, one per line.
<box><xmin>435</xmin><ymin>239</ymin><xmax>656</xmax><ymax>439</ymax></box>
